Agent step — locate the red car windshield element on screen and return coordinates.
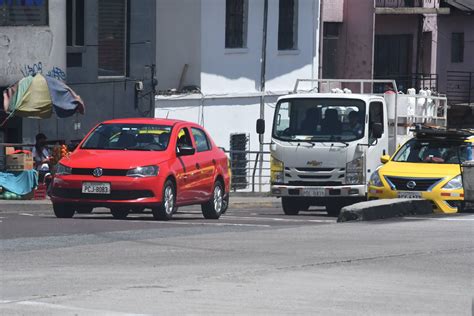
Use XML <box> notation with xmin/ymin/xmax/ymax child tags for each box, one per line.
<box><xmin>81</xmin><ymin>124</ymin><xmax>173</xmax><ymax>151</ymax></box>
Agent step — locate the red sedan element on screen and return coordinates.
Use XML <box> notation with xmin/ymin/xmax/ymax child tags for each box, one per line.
<box><xmin>50</xmin><ymin>118</ymin><xmax>231</xmax><ymax>220</ymax></box>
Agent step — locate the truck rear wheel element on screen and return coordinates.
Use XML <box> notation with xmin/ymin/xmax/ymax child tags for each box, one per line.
<box><xmin>282</xmin><ymin>197</ymin><xmax>303</xmax><ymax>215</ymax></box>
<box><xmin>326</xmin><ymin>202</ymin><xmax>343</xmax><ymax>217</ymax></box>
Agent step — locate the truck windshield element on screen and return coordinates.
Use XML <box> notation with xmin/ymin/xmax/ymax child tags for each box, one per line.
<box><xmin>81</xmin><ymin>124</ymin><xmax>173</xmax><ymax>151</ymax></box>
<box><xmin>272</xmin><ymin>98</ymin><xmax>366</xmax><ymax>142</ymax></box>
<box><xmin>393</xmin><ymin>139</ymin><xmax>472</xmax><ymax>164</ymax></box>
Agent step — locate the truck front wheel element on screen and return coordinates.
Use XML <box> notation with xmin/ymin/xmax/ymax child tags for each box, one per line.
<box><xmin>282</xmin><ymin>197</ymin><xmax>304</xmax><ymax>215</ymax></box>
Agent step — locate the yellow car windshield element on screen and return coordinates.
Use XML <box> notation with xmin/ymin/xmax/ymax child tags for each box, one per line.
<box><xmin>393</xmin><ymin>139</ymin><xmax>471</xmax><ymax>164</ymax></box>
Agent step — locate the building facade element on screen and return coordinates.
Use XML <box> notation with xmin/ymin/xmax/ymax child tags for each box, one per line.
<box><xmin>155</xmin><ymin>0</ymin><xmax>321</xmax><ymax>150</ymax></box>
<box><xmin>1</xmin><ymin>0</ymin><xmax>157</xmax><ymax>144</ymax></box>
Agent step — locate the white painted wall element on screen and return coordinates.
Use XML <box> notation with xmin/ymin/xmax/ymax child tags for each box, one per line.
<box><xmin>0</xmin><ymin>0</ymin><xmax>66</xmax><ymax>87</ymax></box>
<box><xmin>199</xmin><ymin>0</ymin><xmax>319</xmax><ymax>94</ymax></box>
<box><xmin>156</xmin><ymin>0</ymin><xmax>201</xmax><ymax>91</ymax></box>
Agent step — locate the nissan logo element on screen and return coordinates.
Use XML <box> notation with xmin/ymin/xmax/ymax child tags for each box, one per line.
<box><xmin>92</xmin><ymin>168</ymin><xmax>103</xmax><ymax>177</ymax></box>
<box><xmin>406</xmin><ymin>181</ymin><xmax>417</xmax><ymax>190</ymax></box>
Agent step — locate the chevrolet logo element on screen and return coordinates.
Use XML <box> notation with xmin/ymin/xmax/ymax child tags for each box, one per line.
<box><xmin>307</xmin><ymin>160</ymin><xmax>322</xmax><ymax>167</ymax></box>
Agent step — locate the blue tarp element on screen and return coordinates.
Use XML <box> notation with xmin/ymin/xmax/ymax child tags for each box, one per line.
<box><xmin>0</xmin><ymin>170</ymin><xmax>38</xmax><ymax>196</ymax></box>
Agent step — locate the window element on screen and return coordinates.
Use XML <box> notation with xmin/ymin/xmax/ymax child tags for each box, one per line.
<box><xmin>67</xmin><ymin>0</ymin><xmax>84</xmax><ymax>47</ymax></box>
<box><xmin>98</xmin><ymin>0</ymin><xmax>128</xmax><ymax>77</ymax></box>
<box><xmin>191</xmin><ymin>128</ymin><xmax>211</xmax><ymax>152</ymax></box>
<box><xmin>323</xmin><ymin>22</ymin><xmax>340</xmax><ymax>78</ymax></box>
<box><xmin>369</xmin><ymin>102</ymin><xmax>384</xmax><ymax>143</ymax></box>
<box><xmin>0</xmin><ymin>0</ymin><xmax>48</xmax><ymax>26</ymax></box>
<box><xmin>225</xmin><ymin>0</ymin><xmax>248</xmax><ymax>48</ymax></box>
<box><xmin>176</xmin><ymin>128</ymin><xmax>193</xmax><ymax>148</ymax></box>
<box><xmin>451</xmin><ymin>33</ymin><xmax>464</xmax><ymax>63</ymax></box>
<box><xmin>272</xmin><ymin>98</ymin><xmax>366</xmax><ymax>142</ymax></box>
<box><xmin>278</xmin><ymin>0</ymin><xmax>298</xmax><ymax>50</ymax></box>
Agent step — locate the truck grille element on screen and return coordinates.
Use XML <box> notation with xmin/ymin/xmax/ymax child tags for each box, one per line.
<box><xmin>385</xmin><ymin>177</ymin><xmax>442</xmax><ymax>191</ymax></box>
<box><xmin>285</xmin><ymin>167</ymin><xmax>345</xmax><ymax>185</ymax></box>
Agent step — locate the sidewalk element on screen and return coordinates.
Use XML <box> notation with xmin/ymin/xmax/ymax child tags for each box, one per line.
<box><xmin>0</xmin><ymin>194</ymin><xmax>280</xmax><ymax>213</ymax></box>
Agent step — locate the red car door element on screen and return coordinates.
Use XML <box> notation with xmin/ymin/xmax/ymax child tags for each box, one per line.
<box><xmin>191</xmin><ymin>127</ymin><xmax>216</xmax><ymax>201</ymax></box>
<box><xmin>174</xmin><ymin>127</ymin><xmax>199</xmax><ymax>204</ymax></box>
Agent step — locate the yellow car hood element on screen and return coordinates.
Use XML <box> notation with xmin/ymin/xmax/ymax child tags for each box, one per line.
<box><xmin>380</xmin><ymin>162</ymin><xmax>461</xmax><ymax>178</ymax></box>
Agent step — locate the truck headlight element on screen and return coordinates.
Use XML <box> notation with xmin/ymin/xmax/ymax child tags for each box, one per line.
<box><xmin>56</xmin><ymin>163</ymin><xmax>72</xmax><ymax>175</ymax></box>
<box><xmin>442</xmin><ymin>175</ymin><xmax>462</xmax><ymax>190</ymax></box>
<box><xmin>126</xmin><ymin>165</ymin><xmax>159</xmax><ymax>178</ymax></box>
<box><xmin>270</xmin><ymin>156</ymin><xmax>284</xmax><ymax>183</ymax></box>
<box><xmin>345</xmin><ymin>157</ymin><xmax>365</xmax><ymax>185</ymax></box>
<box><xmin>369</xmin><ymin>170</ymin><xmax>384</xmax><ymax>187</ymax></box>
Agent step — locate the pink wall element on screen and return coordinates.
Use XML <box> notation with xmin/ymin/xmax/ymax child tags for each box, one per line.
<box><xmin>323</xmin><ymin>0</ymin><xmax>344</xmax><ymax>22</ymax></box>
<box><xmin>436</xmin><ymin>12</ymin><xmax>474</xmax><ymax>95</ymax></box>
<box><xmin>335</xmin><ymin>0</ymin><xmax>375</xmax><ymax>80</ymax></box>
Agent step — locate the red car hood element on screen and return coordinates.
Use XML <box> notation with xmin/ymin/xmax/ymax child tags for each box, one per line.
<box><xmin>62</xmin><ymin>149</ymin><xmax>170</xmax><ymax>169</ymax></box>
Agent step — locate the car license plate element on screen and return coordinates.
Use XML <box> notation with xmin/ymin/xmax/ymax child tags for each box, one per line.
<box><xmin>398</xmin><ymin>191</ymin><xmax>422</xmax><ymax>199</ymax></box>
<box><xmin>302</xmin><ymin>188</ymin><xmax>325</xmax><ymax>197</ymax></box>
<box><xmin>82</xmin><ymin>182</ymin><xmax>110</xmax><ymax>194</ymax></box>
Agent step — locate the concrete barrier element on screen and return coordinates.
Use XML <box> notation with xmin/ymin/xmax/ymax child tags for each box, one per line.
<box><xmin>338</xmin><ymin>199</ymin><xmax>433</xmax><ymax>222</ymax></box>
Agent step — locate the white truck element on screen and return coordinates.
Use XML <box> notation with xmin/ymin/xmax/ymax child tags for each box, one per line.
<box><xmin>256</xmin><ymin>79</ymin><xmax>448</xmax><ymax>216</ymax></box>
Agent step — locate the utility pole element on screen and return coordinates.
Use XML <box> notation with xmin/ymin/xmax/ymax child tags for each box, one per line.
<box><xmin>259</xmin><ymin>0</ymin><xmax>268</xmax><ymax>192</ymax></box>
<box><xmin>150</xmin><ymin>64</ymin><xmax>157</xmax><ymax>118</ymax></box>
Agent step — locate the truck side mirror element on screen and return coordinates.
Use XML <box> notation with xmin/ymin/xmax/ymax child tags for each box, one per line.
<box><xmin>380</xmin><ymin>155</ymin><xmax>390</xmax><ymax>164</ymax></box>
<box><xmin>256</xmin><ymin>119</ymin><xmax>265</xmax><ymax>135</ymax></box>
<box><xmin>372</xmin><ymin>123</ymin><xmax>383</xmax><ymax>139</ymax></box>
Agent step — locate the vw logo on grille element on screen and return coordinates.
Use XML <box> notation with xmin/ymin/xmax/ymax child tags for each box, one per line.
<box><xmin>92</xmin><ymin>168</ymin><xmax>103</xmax><ymax>177</ymax></box>
<box><xmin>406</xmin><ymin>181</ymin><xmax>417</xmax><ymax>190</ymax></box>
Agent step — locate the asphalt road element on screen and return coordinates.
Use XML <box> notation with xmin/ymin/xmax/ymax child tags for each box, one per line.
<box><xmin>0</xmin><ymin>204</ymin><xmax>473</xmax><ymax>315</ymax></box>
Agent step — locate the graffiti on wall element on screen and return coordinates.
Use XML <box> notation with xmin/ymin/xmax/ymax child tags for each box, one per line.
<box><xmin>20</xmin><ymin>62</ymin><xmax>66</xmax><ymax>81</ymax></box>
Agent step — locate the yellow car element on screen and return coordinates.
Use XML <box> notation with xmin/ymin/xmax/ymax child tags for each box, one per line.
<box><xmin>368</xmin><ymin>129</ymin><xmax>473</xmax><ymax>213</ymax></box>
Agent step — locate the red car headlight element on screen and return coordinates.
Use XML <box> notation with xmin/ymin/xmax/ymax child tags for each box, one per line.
<box><xmin>126</xmin><ymin>165</ymin><xmax>159</xmax><ymax>178</ymax></box>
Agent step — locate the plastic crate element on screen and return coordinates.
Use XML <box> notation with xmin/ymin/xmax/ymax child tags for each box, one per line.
<box><xmin>33</xmin><ymin>183</ymin><xmax>48</xmax><ymax>200</ymax></box>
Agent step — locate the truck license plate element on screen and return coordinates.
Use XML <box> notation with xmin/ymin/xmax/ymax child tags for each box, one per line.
<box><xmin>82</xmin><ymin>182</ymin><xmax>111</xmax><ymax>194</ymax></box>
<box><xmin>302</xmin><ymin>188</ymin><xmax>325</xmax><ymax>197</ymax></box>
<box><xmin>398</xmin><ymin>191</ymin><xmax>422</xmax><ymax>199</ymax></box>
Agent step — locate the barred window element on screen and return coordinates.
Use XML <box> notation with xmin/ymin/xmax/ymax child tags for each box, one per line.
<box><xmin>0</xmin><ymin>0</ymin><xmax>48</xmax><ymax>26</ymax></box>
<box><xmin>278</xmin><ymin>0</ymin><xmax>298</xmax><ymax>50</ymax></box>
<box><xmin>225</xmin><ymin>0</ymin><xmax>248</xmax><ymax>49</ymax></box>
<box><xmin>98</xmin><ymin>0</ymin><xmax>128</xmax><ymax>77</ymax></box>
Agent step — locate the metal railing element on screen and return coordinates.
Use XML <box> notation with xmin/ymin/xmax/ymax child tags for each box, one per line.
<box><xmin>374</xmin><ymin>73</ymin><xmax>438</xmax><ymax>93</ymax></box>
<box><xmin>447</xmin><ymin>71</ymin><xmax>474</xmax><ymax>105</ymax></box>
<box><xmin>225</xmin><ymin>149</ymin><xmax>271</xmax><ymax>193</ymax></box>
<box><xmin>375</xmin><ymin>0</ymin><xmax>439</xmax><ymax>8</ymax></box>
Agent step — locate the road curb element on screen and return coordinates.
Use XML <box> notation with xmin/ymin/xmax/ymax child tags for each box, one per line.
<box><xmin>0</xmin><ymin>197</ymin><xmax>281</xmax><ymax>213</ymax></box>
<box><xmin>337</xmin><ymin>199</ymin><xmax>433</xmax><ymax>222</ymax></box>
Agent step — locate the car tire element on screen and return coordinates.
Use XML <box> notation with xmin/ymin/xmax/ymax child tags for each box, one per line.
<box><xmin>110</xmin><ymin>208</ymin><xmax>129</xmax><ymax>219</ymax></box>
<box><xmin>76</xmin><ymin>207</ymin><xmax>93</xmax><ymax>214</ymax></box>
<box><xmin>282</xmin><ymin>197</ymin><xmax>301</xmax><ymax>215</ymax></box>
<box><xmin>53</xmin><ymin>204</ymin><xmax>75</xmax><ymax>218</ymax></box>
<box><xmin>152</xmin><ymin>180</ymin><xmax>176</xmax><ymax>221</ymax></box>
<box><xmin>202</xmin><ymin>180</ymin><xmax>225</xmax><ymax>219</ymax></box>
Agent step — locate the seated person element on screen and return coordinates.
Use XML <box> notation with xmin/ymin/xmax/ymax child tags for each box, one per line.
<box><xmin>348</xmin><ymin>111</ymin><xmax>363</xmax><ymax>137</ymax></box>
<box><xmin>321</xmin><ymin>109</ymin><xmax>342</xmax><ymax>135</ymax></box>
<box><xmin>422</xmin><ymin>147</ymin><xmax>444</xmax><ymax>163</ymax></box>
<box><xmin>301</xmin><ymin>108</ymin><xmax>320</xmax><ymax>135</ymax></box>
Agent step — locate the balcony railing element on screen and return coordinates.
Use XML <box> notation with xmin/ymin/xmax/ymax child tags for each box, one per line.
<box><xmin>374</xmin><ymin>73</ymin><xmax>438</xmax><ymax>93</ymax></box>
<box><xmin>376</xmin><ymin>0</ymin><xmax>440</xmax><ymax>8</ymax></box>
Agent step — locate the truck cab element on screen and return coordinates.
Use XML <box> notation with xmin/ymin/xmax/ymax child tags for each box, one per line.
<box><xmin>257</xmin><ymin>79</ymin><xmax>448</xmax><ymax>216</ymax></box>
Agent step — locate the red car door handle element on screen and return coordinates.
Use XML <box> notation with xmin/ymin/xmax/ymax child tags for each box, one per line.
<box><xmin>212</xmin><ymin>159</ymin><xmax>216</xmax><ymax>165</ymax></box>
<box><xmin>196</xmin><ymin>163</ymin><xmax>201</xmax><ymax>169</ymax></box>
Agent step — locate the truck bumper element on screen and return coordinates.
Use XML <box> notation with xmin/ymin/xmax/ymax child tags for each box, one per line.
<box><xmin>271</xmin><ymin>184</ymin><xmax>366</xmax><ymax>198</ymax></box>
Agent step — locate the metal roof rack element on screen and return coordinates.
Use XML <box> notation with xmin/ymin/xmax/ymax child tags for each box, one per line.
<box><xmin>411</xmin><ymin>125</ymin><xmax>474</xmax><ymax>139</ymax></box>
